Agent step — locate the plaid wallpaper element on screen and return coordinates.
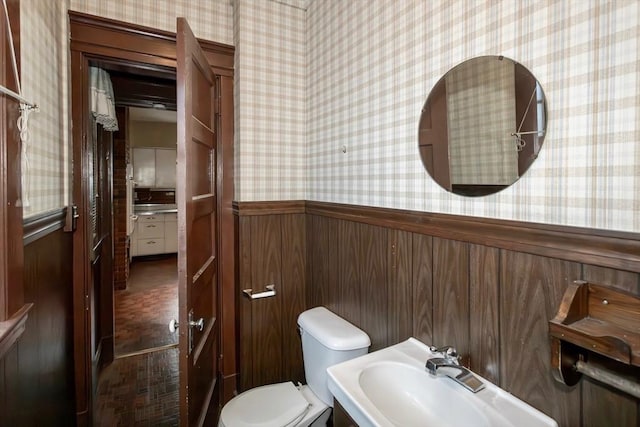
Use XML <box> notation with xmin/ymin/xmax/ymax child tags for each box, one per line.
<box><xmin>20</xmin><ymin>1</ymin><xmax>640</xmax><ymax>232</ymax></box>
<box><xmin>19</xmin><ymin>0</ymin><xmax>234</xmax><ymax>218</ymax></box>
<box><xmin>69</xmin><ymin>0</ymin><xmax>233</xmax><ymax>45</ymax></box>
<box><xmin>20</xmin><ymin>0</ymin><xmax>70</xmax><ymax>218</ymax></box>
<box><xmin>234</xmin><ymin>0</ymin><xmax>307</xmax><ymax>201</ymax></box>
<box><xmin>307</xmin><ymin>0</ymin><xmax>640</xmax><ymax>232</ymax></box>
<box><xmin>446</xmin><ymin>57</ymin><xmax>518</xmax><ymax>185</ymax></box>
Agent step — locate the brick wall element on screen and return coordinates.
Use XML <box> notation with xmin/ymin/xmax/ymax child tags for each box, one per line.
<box><xmin>113</xmin><ymin>107</ymin><xmax>129</xmax><ymax>290</ymax></box>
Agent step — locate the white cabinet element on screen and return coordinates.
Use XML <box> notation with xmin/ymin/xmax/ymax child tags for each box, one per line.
<box><xmin>154</xmin><ymin>149</ymin><xmax>177</xmax><ymax>188</ymax></box>
<box><xmin>138</xmin><ymin>215</ymin><xmax>164</xmax><ymax>238</ymax></box>
<box><xmin>136</xmin><ymin>238</ymin><xmax>165</xmax><ymax>256</ymax></box>
<box><xmin>130</xmin><ymin>213</ymin><xmax>178</xmax><ymax>257</ymax></box>
<box><xmin>132</xmin><ymin>148</ymin><xmax>156</xmax><ymax>187</ymax></box>
<box><xmin>132</xmin><ymin>147</ymin><xmax>176</xmax><ymax>188</ymax></box>
<box><xmin>132</xmin><ymin>214</ymin><xmax>165</xmax><ymax>256</ymax></box>
<box><xmin>130</xmin><ymin>235</ymin><xmax>137</xmax><ymax>258</ymax></box>
<box><xmin>164</xmin><ymin>213</ymin><xmax>178</xmax><ymax>253</ymax></box>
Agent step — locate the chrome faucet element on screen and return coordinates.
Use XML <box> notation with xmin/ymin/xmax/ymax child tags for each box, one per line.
<box><xmin>429</xmin><ymin>345</ymin><xmax>460</xmax><ymax>362</ymax></box>
<box><xmin>426</xmin><ymin>346</ymin><xmax>485</xmax><ymax>393</ymax></box>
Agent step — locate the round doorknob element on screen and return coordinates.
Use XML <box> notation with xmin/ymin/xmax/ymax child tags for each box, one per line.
<box><xmin>169</xmin><ymin>319</ymin><xmax>178</xmax><ymax>333</ymax></box>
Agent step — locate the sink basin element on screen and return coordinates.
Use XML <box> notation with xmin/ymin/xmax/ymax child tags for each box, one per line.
<box><xmin>327</xmin><ymin>338</ymin><xmax>558</xmax><ymax>427</ymax></box>
<box><xmin>358</xmin><ymin>362</ymin><xmax>488</xmax><ymax>426</ymax></box>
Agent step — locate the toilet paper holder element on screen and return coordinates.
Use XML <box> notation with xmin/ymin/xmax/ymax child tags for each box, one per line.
<box><xmin>243</xmin><ymin>284</ymin><xmax>276</xmax><ymax>300</ymax></box>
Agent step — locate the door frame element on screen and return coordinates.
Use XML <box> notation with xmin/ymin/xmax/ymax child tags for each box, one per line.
<box><xmin>69</xmin><ymin>12</ymin><xmax>236</xmax><ymax>425</ymax></box>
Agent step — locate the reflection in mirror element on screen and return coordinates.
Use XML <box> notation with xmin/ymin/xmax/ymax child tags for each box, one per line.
<box><xmin>418</xmin><ymin>56</ymin><xmax>547</xmax><ymax>197</ymax></box>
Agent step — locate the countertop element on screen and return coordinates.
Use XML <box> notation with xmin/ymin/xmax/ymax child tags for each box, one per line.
<box><xmin>133</xmin><ymin>204</ymin><xmax>178</xmax><ymax>215</ymax></box>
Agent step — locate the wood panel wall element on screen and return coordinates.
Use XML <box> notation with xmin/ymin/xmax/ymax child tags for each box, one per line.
<box><xmin>237</xmin><ymin>208</ymin><xmax>306</xmax><ymax>392</ymax></box>
<box><xmin>0</xmin><ymin>216</ymin><xmax>75</xmax><ymax>426</ymax></box>
<box><xmin>235</xmin><ymin>201</ymin><xmax>640</xmax><ymax>427</ymax></box>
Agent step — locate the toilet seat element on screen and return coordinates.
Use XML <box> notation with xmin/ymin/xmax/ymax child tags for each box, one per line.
<box><xmin>220</xmin><ymin>382</ymin><xmax>311</xmax><ymax>427</ymax></box>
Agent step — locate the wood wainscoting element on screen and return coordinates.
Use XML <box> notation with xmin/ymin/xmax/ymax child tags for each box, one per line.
<box><xmin>0</xmin><ymin>210</ymin><xmax>75</xmax><ymax>426</ymax></box>
<box><xmin>236</xmin><ymin>201</ymin><xmax>307</xmax><ymax>392</ymax></box>
<box><xmin>235</xmin><ymin>200</ymin><xmax>640</xmax><ymax>427</ymax></box>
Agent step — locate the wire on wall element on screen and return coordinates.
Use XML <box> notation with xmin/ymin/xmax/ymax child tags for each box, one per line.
<box><xmin>511</xmin><ymin>84</ymin><xmax>545</xmax><ymax>152</ymax></box>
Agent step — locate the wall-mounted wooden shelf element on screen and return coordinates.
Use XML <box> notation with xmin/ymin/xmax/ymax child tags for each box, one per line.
<box><xmin>549</xmin><ymin>280</ymin><xmax>639</xmax><ymax>390</ymax></box>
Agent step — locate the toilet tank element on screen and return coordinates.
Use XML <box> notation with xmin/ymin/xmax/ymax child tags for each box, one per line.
<box><xmin>297</xmin><ymin>307</ymin><xmax>370</xmax><ymax>407</ymax></box>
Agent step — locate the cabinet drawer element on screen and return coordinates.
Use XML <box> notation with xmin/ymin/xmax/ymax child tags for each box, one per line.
<box><xmin>139</xmin><ymin>222</ymin><xmax>164</xmax><ymax>239</ymax></box>
<box><xmin>138</xmin><ymin>214</ymin><xmax>164</xmax><ymax>223</ymax></box>
<box><xmin>136</xmin><ymin>238</ymin><xmax>165</xmax><ymax>256</ymax></box>
<box><xmin>164</xmin><ymin>213</ymin><xmax>177</xmax><ymax>222</ymax></box>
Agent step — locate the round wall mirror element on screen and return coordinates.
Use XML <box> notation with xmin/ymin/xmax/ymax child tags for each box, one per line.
<box><xmin>418</xmin><ymin>56</ymin><xmax>547</xmax><ymax>197</ymax></box>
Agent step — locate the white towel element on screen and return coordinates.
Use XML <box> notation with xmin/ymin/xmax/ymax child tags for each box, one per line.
<box><xmin>89</xmin><ymin>67</ymin><xmax>119</xmax><ymax>131</ymax></box>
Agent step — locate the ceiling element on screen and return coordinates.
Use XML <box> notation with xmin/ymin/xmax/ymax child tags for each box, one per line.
<box><xmin>128</xmin><ymin>106</ymin><xmax>177</xmax><ymax>123</ymax></box>
<box><xmin>91</xmin><ymin>61</ymin><xmax>177</xmax><ymax>122</ymax></box>
<box><xmin>109</xmin><ymin>69</ymin><xmax>177</xmax><ymax>112</ymax></box>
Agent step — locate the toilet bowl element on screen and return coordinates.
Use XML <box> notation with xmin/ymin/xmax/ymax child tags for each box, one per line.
<box><xmin>219</xmin><ymin>307</ymin><xmax>370</xmax><ymax>427</ymax></box>
<box><xmin>218</xmin><ymin>382</ymin><xmax>330</xmax><ymax>427</ymax></box>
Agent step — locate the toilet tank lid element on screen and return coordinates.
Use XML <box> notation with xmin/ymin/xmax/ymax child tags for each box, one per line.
<box><xmin>297</xmin><ymin>307</ymin><xmax>371</xmax><ymax>351</ymax></box>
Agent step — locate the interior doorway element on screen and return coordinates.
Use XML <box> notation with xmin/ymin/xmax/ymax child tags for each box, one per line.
<box><xmin>90</xmin><ymin>65</ymin><xmax>182</xmax><ymax>424</ymax></box>
<box><xmin>112</xmin><ymin>100</ymin><xmax>180</xmax><ymax>359</ymax></box>
<box><xmin>92</xmin><ymin>64</ymin><xmax>180</xmax><ymax>358</ymax></box>
<box><xmin>70</xmin><ymin>13</ymin><xmax>237</xmax><ymax>426</ymax></box>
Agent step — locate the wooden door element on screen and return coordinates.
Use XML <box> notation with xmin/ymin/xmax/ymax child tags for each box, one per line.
<box><xmin>418</xmin><ymin>81</ymin><xmax>451</xmax><ymax>191</ymax></box>
<box><xmin>176</xmin><ymin>18</ymin><xmax>220</xmax><ymax>426</ymax></box>
<box><xmin>71</xmin><ymin>117</ymin><xmax>115</xmax><ymax>421</ymax></box>
<box><xmin>93</xmin><ymin>125</ymin><xmax>114</xmax><ymax>369</ymax></box>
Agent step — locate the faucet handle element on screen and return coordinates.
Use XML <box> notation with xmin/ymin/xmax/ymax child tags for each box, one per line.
<box><xmin>429</xmin><ymin>345</ymin><xmax>460</xmax><ymax>363</ymax></box>
<box><xmin>429</xmin><ymin>345</ymin><xmax>456</xmax><ymax>355</ymax></box>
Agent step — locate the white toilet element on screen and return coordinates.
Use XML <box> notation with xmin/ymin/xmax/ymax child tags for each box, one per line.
<box><xmin>219</xmin><ymin>306</ymin><xmax>371</xmax><ymax>427</ymax></box>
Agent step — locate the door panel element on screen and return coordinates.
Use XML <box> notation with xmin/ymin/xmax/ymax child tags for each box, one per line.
<box><xmin>176</xmin><ymin>17</ymin><xmax>219</xmax><ymax>426</ymax></box>
<box><xmin>94</xmin><ymin>126</ymin><xmax>114</xmax><ymax>367</ymax></box>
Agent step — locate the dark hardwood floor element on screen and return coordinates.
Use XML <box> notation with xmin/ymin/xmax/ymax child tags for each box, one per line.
<box><xmin>95</xmin><ymin>255</ymin><xmax>179</xmax><ymax>426</ymax></box>
<box><xmin>94</xmin><ymin>347</ymin><xmax>179</xmax><ymax>426</ymax></box>
<box><xmin>115</xmin><ymin>255</ymin><xmax>178</xmax><ymax>356</ymax></box>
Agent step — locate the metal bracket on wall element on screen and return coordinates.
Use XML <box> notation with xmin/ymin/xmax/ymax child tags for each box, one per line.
<box><xmin>63</xmin><ymin>205</ymin><xmax>79</xmax><ymax>232</ymax></box>
<box><xmin>242</xmin><ymin>284</ymin><xmax>276</xmax><ymax>300</ymax></box>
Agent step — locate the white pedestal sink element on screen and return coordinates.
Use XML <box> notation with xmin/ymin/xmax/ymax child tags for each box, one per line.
<box><xmin>327</xmin><ymin>338</ymin><xmax>558</xmax><ymax>427</ymax></box>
